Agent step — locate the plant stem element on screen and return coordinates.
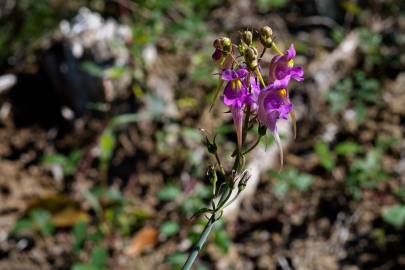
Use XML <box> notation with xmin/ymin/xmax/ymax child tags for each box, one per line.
<box><xmin>181</xmin><ymin>214</ymin><xmax>217</xmax><ymax>270</ymax></box>
<box><xmin>214</xmin><ymin>152</ymin><xmax>226</xmax><ymax>176</ymax></box>
<box><xmin>271</xmin><ymin>42</ymin><xmax>284</xmax><ymax>55</ymax></box>
<box><xmin>242</xmin><ymin>135</ymin><xmax>262</xmax><ymax>155</ymax></box>
<box><xmin>254</xmin><ymin>67</ymin><xmax>266</xmax><ymax>87</ymax></box>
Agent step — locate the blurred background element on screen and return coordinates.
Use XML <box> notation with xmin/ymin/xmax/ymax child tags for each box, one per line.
<box><xmin>0</xmin><ymin>0</ymin><xmax>404</xmax><ymax>269</ymax></box>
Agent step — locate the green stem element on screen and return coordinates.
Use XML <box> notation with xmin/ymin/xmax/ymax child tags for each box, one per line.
<box><xmin>181</xmin><ymin>214</ymin><xmax>217</xmax><ymax>270</ymax></box>
<box><xmin>271</xmin><ymin>42</ymin><xmax>284</xmax><ymax>55</ymax></box>
<box><xmin>254</xmin><ymin>67</ymin><xmax>266</xmax><ymax>87</ymax></box>
<box><xmin>242</xmin><ymin>135</ymin><xmax>263</xmax><ymax>155</ymax></box>
<box><xmin>214</xmin><ymin>152</ymin><xmax>226</xmax><ymax>176</ymax></box>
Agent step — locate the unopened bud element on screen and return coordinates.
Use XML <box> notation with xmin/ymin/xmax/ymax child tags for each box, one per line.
<box><xmin>238</xmin><ymin>43</ymin><xmax>248</xmax><ymax>56</ymax></box>
<box><xmin>260</xmin><ymin>26</ymin><xmax>274</xmax><ymax>48</ymax></box>
<box><xmin>213</xmin><ymin>37</ymin><xmax>232</xmax><ymax>53</ymax></box>
<box><xmin>221</xmin><ymin>37</ymin><xmax>232</xmax><ymax>53</ymax></box>
<box><xmin>241</xmin><ymin>30</ymin><xmax>253</xmax><ymax>46</ymax></box>
<box><xmin>203</xmin><ymin>135</ymin><xmax>217</xmax><ymax>154</ymax></box>
<box><xmin>207</xmin><ymin>165</ymin><xmax>217</xmax><ymax>185</ymax></box>
<box><xmin>213</xmin><ymin>38</ymin><xmax>221</xmax><ymax>49</ymax></box>
<box><xmin>245</xmin><ymin>47</ymin><xmax>258</xmax><ymax>69</ymax></box>
<box><xmin>260</xmin><ymin>26</ymin><xmax>273</xmax><ymax>38</ymax></box>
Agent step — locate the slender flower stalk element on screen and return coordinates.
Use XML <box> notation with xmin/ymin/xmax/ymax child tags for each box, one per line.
<box><xmin>181</xmin><ymin>26</ymin><xmax>304</xmax><ymax>270</ymax></box>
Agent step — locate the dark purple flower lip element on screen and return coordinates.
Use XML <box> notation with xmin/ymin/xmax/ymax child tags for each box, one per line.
<box><xmin>221</xmin><ymin>68</ymin><xmax>249</xmax><ymax>81</ymax></box>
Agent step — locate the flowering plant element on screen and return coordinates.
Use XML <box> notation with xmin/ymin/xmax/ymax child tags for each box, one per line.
<box><xmin>181</xmin><ymin>26</ymin><xmax>304</xmax><ymax>269</ymax></box>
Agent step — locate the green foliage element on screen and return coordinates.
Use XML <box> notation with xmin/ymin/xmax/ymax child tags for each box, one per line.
<box><xmin>334</xmin><ymin>141</ymin><xmax>361</xmax><ymax>155</ymax></box>
<box><xmin>156</xmin><ymin>183</ymin><xmax>182</xmax><ymax>201</ymax></box>
<box><xmin>0</xmin><ymin>0</ymin><xmax>60</xmax><ymax>64</ymax></box>
<box><xmin>331</xmin><ymin>29</ymin><xmax>345</xmax><ymax>44</ymax></box>
<box><xmin>98</xmin><ymin>113</ymin><xmax>140</xmax><ymax>167</ymax></box>
<box><xmin>314</xmin><ymin>137</ymin><xmax>393</xmax><ymax>199</ymax></box>
<box><xmin>358</xmin><ymin>28</ymin><xmax>383</xmax><ymax>68</ymax></box>
<box><xmin>42</xmin><ymin>150</ymin><xmax>82</xmax><ymax>176</ymax></box>
<box><xmin>167</xmin><ymin>252</ymin><xmax>187</xmax><ymax>269</ymax></box>
<box><xmin>160</xmin><ymin>221</ymin><xmax>180</xmax><ymax>237</ymax></box>
<box><xmin>99</xmin><ymin>128</ymin><xmax>116</xmax><ymax>163</ymax></box>
<box><xmin>326</xmin><ymin>70</ymin><xmax>380</xmax><ymax>121</ymax></box>
<box><xmin>346</xmin><ymin>149</ymin><xmax>387</xmax><ymax>199</ymax></box>
<box><xmin>314</xmin><ymin>142</ymin><xmax>335</xmax><ymax>171</ymax></box>
<box><xmin>72</xmin><ymin>247</ymin><xmax>108</xmax><ymax>270</ymax></box>
<box><xmin>271</xmin><ymin>168</ymin><xmax>314</xmax><ymax>198</ymax></box>
<box><xmin>213</xmin><ymin>225</ymin><xmax>231</xmax><ymax>253</ymax></box>
<box><xmin>81</xmin><ymin>62</ymin><xmax>127</xmax><ymax>79</ymax></box>
<box><xmin>73</xmin><ymin>221</ymin><xmax>88</xmax><ymax>252</ymax></box>
<box><xmin>257</xmin><ymin>0</ymin><xmax>289</xmax><ymax>10</ymax></box>
<box><xmin>181</xmin><ymin>185</ymin><xmax>211</xmax><ymax>215</ymax></box>
<box><xmin>382</xmin><ymin>205</ymin><xmax>405</xmax><ymax>228</ymax></box>
<box><xmin>12</xmin><ymin>208</ymin><xmax>55</xmax><ymax>236</ymax></box>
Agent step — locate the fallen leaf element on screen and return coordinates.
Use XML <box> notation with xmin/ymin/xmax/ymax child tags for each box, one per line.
<box><xmin>51</xmin><ymin>207</ymin><xmax>90</xmax><ymax>227</ymax></box>
<box><xmin>28</xmin><ymin>194</ymin><xmax>77</xmax><ymax>213</ymax></box>
<box><xmin>125</xmin><ymin>226</ymin><xmax>158</xmax><ymax>256</ymax></box>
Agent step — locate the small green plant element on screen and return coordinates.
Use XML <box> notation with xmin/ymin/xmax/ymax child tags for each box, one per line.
<box><xmin>346</xmin><ymin>149</ymin><xmax>387</xmax><ymax>199</ymax></box>
<box><xmin>358</xmin><ymin>28</ymin><xmax>383</xmax><ymax>69</ymax></box>
<box><xmin>160</xmin><ymin>221</ymin><xmax>180</xmax><ymax>238</ymax></box>
<box><xmin>72</xmin><ymin>247</ymin><xmax>109</xmax><ymax>270</ymax></box>
<box><xmin>314</xmin><ymin>142</ymin><xmax>336</xmax><ymax>171</ymax></box>
<box><xmin>42</xmin><ymin>150</ymin><xmax>82</xmax><ymax>177</ymax></box>
<box><xmin>326</xmin><ymin>70</ymin><xmax>380</xmax><ymax>122</ymax></box>
<box><xmin>382</xmin><ymin>205</ymin><xmax>405</xmax><ymax>228</ymax></box>
<box><xmin>156</xmin><ymin>183</ymin><xmax>182</xmax><ymax>202</ymax></box>
<box><xmin>270</xmin><ymin>168</ymin><xmax>314</xmax><ymax>198</ymax></box>
<box><xmin>212</xmin><ymin>221</ymin><xmax>231</xmax><ymax>253</ymax></box>
<box><xmin>12</xmin><ymin>208</ymin><xmax>55</xmax><ymax>236</ymax></box>
<box><xmin>257</xmin><ymin>0</ymin><xmax>289</xmax><ymax>10</ymax></box>
<box><xmin>97</xmin><ymin>113</ymin><xmax>140</xmax><ymax>174</ymax></box>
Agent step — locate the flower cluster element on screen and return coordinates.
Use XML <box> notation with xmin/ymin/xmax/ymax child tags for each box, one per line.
<box><xmin>211</xmin><ymin>27</ymin><xmax>304</xmax><ymax>165</ymax></box>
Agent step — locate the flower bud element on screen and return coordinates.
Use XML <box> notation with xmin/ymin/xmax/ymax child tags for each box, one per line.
<box><xmin>202</xmin><ymin>135</ymin><xmax>217</xmax><ymax>154</ymax></box>
<box><xmin>260</xmin><ymin>26</ymin><xmax>273</xmax><ymax>38</ymax></box>
<box><xmin>207</xmin><ymin>165</ymin><xmax>217</xmax><ymax>186</ymax></box>
<box><xmin>221</xmin><ymin>37</ymin><xmax>232</xmax><ymax>53</ymax></box>
<box><xmin>244</xmin><ymin>47</ymin><xmax>258</xmax><ymax>69</ymax></box>
<box><xmin>241</xmin><ymin>30</ymin><xmax>253</xmax><ymax>46</ymax></box>
<box><xmin>260</xmin><ymin>26</ymin><xmax>274</xmax><ymax>48</ymax></box>
<box><xmin>238</xmin><ymin>43</ymin><xmax>248</xmax><ymax>56</ymax></box>
<box><xmin>212</xmin><ymin>37</ymin><xmax>231</xmax><ymax>64</ymax></box>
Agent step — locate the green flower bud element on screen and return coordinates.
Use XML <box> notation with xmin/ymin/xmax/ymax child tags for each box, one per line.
<box><xmin>260</xmin><ymin>26</ymin><xmax>274</xmax><ymax>48</ymax></box>
<box><xmin>207</xmin><ymin>165</ymin><xmax>217</xmax><ymax>185</ymax></box>
<box><xmin>238</xmin><ymin>43</ymin><xmax>248</xmax><ymax>56</ymax></box>
<box><xmin>213</xmin><ymin>37</ymin><xmax>232</xmax><ymax>54</ymax></box>
<box><xmin>203</xmin><ymin>135</ymin><xmax>217</xmax><ymax>154</ymax></box>
<box><xmin>221</xmin><ymin>37</ymin><xmax>232</xmax><ymax>53</ymax></box>
<box><xmin>241</xmin><ymin>30</ymin><xmax>253</xmax><ymax>46</ymax></box>
<box><xmin>260</xmin><ymin>26</ymin><xmax>273</xmax><ymax>38</ymax></box>
<box><xmin>244</xmin><ymin>47</ymin><xmax>258</xmax><ymax>69</ymax></box>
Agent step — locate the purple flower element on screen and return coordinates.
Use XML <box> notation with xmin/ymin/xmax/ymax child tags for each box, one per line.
<box><xmin>257</xmin><ymin>84</ymin><xmax>292</xmax><ymax>132</ymax></box>
<box><xmin>269</xmin><ymin>44</ymin><xmax>304</xmax><ymax>85</ymax></box>
<box><xmin>257</xmin><ymin>81</ymin><xmax>293</xmax><ymax>165</ymax></box>
<box><xmin>245</xmin><ymin>75</ymin><xmax>261</xmax><ymax>111</ymax></box>
<box><xmin>221</xmin><ymin>68</ymin><xmax>250</xmax><ymax>149</ymax></box>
